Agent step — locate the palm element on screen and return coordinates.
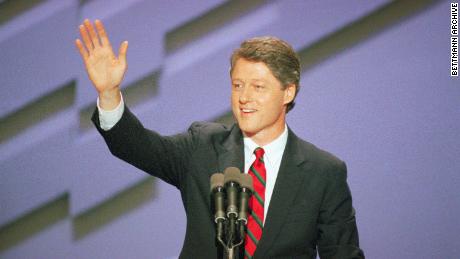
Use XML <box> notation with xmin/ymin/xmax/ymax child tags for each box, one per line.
<box><xmin>86</xmin><ymin>47</ymin><xmax>125</xmax><ymax>92</ymax></box>
<box><xmin>75</xmin><ymin>19</ymin><xmax>128</xmax><ymax>93</ymax></box>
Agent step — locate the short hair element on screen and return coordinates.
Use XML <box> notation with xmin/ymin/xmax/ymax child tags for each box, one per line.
<box><xmin>230</xmin><ymin>36</ymin><xmax>301</xmax><ymax>113</ymax></box>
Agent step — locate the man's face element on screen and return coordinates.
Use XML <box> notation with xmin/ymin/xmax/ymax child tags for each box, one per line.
<box><xmin>231</xmin><ymin>58</ymin><xmax>294</xmax><ymax>142</ymax></box>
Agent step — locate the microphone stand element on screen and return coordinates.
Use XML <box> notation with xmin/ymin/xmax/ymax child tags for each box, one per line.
<box><xmin>223</xmin><ymin>246</ymin><xmax>237</xmax><ymax>259</ymax></box>
<box><xmin>222</xmin><ymin>218</ymin><xmax>244</xmax><ymax>259</ymax></box>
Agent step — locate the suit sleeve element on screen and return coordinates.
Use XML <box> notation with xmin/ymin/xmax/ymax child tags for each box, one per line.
<box><xmin>317</xmin><ymin>162</ymin><xmax>365</xmax><ymax>259</ymax></box>
<box><xmin>91</xmin><ymin>105</ymin><xmax>199</xmax><ymax>189</ymax></box>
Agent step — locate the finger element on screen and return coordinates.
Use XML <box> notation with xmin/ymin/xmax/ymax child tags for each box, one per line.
<box><xmin>79</xmin><ymin>24</ymin><xmax>93</xmax><ymax>52</ymax></box>
<box><xmin>75</xmin><ymin>39</ymin><xmax>89</xmax><ymax>61</ymax></box>
<box><xmin>84</xmin><ymin>19</ymin><xmax>101</xmax><ymax>48</ymax></box>
<box><xmin>118</xmin><ymin>41</ymin><xmax>128</xmax><ymax>66</ymax></box>
<box><xmin>95</xmin><ymin>19</ymin><xmax>113</xmax><ymax>50</ymax></box>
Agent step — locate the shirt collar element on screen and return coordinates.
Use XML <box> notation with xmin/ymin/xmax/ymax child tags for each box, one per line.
<box><xmin>243</xmin><ymin>124</ymin><xmax>289</xmax><ymax>166</ymax></box>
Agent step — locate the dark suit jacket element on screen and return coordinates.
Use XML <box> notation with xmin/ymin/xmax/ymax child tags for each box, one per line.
<box><xmin>92</xmin><ymin>106</ymin><xmax>364</xmax><ymax>259</ymax></box>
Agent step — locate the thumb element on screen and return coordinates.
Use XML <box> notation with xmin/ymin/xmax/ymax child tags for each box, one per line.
<box><xmin>118</xmin><ymin>41</ymin><xmax>128</xmax><ymax>66</ymax></box>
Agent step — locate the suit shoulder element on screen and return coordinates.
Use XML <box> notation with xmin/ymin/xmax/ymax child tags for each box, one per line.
<box><xmin>189</xmin><ymin>121</ymin><xmax>231</xmax><ymax>133</ymax></box>
<box><xmin>187</xmin><ymin>121</ymin><xmax>233</xmax><ymax>139</ymax></box>
<box><xmin>296</xmin><ymin>137</ymin><xmax>346</xmax><ymax>173</ymax></box>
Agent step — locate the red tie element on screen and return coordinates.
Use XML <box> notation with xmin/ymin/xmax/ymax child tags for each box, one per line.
<box><xmin>244</xmin><ymin>147</ymin><xmax>266</xmax><ymax>259</ymax></box>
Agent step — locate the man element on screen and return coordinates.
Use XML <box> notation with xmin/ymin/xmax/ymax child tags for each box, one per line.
<box><xmin>76</xmin><ymin>19</ymin><xmax>364</xmax><ymax>259</ymax></box>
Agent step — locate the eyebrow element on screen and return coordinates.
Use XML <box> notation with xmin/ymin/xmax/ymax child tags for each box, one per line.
<box><xmin>231</xmin><ymin>78</ymin><xmax>267</xmax><ymax>83</ymax></box>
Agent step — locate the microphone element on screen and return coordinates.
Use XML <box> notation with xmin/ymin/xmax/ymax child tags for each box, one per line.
<box><xmin>223</xmin><ymin>167</ymin><xmax>242</xmax><ymax>218</ymax></box>
<box><xmin>237</xmin><ymin>174</ymin><xmax>253</xmax><ymax>243</ymax></box>
<box><xmin>210</xmin><ymin>173</ymin><xmax>226</xmax><ymax>222</ymax></box>
<box><xmin>210</xmin><ymin>173</ymin><xmax>225</xmax><ymax>245</ymax></box>
<box><xmin>224</xmin><ymin>167</ymin><xmax>242</xmax><ymax>246</ymax></box>
<box><xmin>238</xmin><ymin>173</ymin><xmax>254</xmax><ymax>224</ymax></box>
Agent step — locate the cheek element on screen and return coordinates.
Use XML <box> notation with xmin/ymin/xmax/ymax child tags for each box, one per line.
<box><xmin>231</xmin><ymin>93</ymin><xmax>238</xmax><ymax>105</ymax></box>
<box><xmin>231</xmin><ymin>93</ymin><xmax>240</xmax><ymax>111</ymax></box>
<box><xmin>263</xmin><ymin>94</ymin><xmax>284</xmax><ymax>109</ymax></box>
<box><xmin>264</xmin><ymin>99</ymin><xmax>286</xmax><ymax>117</ymax></box>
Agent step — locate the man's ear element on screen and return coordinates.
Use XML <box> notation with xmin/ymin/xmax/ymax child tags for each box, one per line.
<box><xmin>283</xmin><ymin>84</ymin><xmax>296</xmax><ymax>105</ymax></box>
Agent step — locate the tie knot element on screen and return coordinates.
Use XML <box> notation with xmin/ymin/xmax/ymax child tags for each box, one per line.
<box><xmin>254</xmin><ymin>147</ymin><xmax>265</xmax><ymax>159</ymax></box>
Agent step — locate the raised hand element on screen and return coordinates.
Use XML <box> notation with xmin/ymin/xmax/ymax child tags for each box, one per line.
<box><xmin>75</xmin><ymin>19</ymin><xmax>128</xmax><ymax>109</ymax></box>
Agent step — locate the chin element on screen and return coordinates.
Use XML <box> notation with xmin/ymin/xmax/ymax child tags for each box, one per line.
<box><xmin>237</xmin><ymin>122</ymin><xmax>259</xmax><ymax>136</ymax></box>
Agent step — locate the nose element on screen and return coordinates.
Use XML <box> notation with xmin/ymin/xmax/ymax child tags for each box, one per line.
<box><xmin>239</xmin><ymin>86</ymin><xmax>253</xmax><ymax>103</ymax></box>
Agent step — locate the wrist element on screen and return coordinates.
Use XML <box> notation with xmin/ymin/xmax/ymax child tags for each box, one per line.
<box><xmin>98</xmin><ymin>88</ymin><xmax>121</xmax><ymax>110</ymax></box>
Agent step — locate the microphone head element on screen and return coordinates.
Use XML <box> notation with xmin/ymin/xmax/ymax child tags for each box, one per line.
<box><xmin>210</xmin><ymin>173</ymin><xmax>224</xmax><ymax>191</ymax></box>
<box><xmin>224</xmin><ymin>167</ymin><xmax>242</xmax><ymax>185</ymax></box>
<box><xmin>240</xmin><ymin>174</ymin><xmax>254</xmax><ymax>192</ymax></box>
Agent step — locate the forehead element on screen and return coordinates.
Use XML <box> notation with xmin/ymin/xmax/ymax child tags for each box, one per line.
<box><xmin>231</xmin><ymin>58</ymin><xmax>276</xmax><ymax>82</ymax></box>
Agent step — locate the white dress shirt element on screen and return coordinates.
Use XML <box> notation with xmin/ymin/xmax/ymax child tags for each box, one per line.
<box><xmin>243</xmin><ymin>125</ymin><xmax>288</xmax><ymax>222</ymax></box>
<box><xmin>97</xmin><ymin>95</ymin><xmax>125</xmax><ymax>131</ymax></box>
<box><xmin>97</xmin><ymin>95</ymin><xmax>289</xmax><ymax>221</ymax></box>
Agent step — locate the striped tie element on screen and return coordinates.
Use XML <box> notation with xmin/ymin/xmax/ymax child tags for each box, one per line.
<box><xmin>244</xmin><ymin>147</ymin><xmax>266</xmax><ymax>259</ymax></box>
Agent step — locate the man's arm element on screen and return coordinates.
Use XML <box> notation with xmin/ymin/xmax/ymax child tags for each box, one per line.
<box><xmin>317</xmin><ymin>162</ymin><xmax>365</xmax><ymax>259</ymax></box>
<box><xmin>77</xmin><ymin>19</ymin><xmax>195</xmax><ymax>188</ymax></box>
<box><xmin>92</xmin><ymin>104</ymin><xmax>198</xmax><ymax>188</ymax></box>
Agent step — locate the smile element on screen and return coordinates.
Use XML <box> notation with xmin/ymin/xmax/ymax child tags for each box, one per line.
<box><xmin>241</xmin><ymin>108</ymin><xmax>257</xmax><ymax>114</ymax></box>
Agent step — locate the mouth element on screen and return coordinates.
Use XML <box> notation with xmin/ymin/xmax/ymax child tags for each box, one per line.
<box><xmin>240</xmin><ymin>108</ymin><xmax>257</xmax><ymax>115</ymax></box>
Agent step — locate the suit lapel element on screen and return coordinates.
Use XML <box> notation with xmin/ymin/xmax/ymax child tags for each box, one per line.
<box><xmin>216</xmin><ymin>123</ymin><xmax>245</xmax><ymax>174</ymax></box>
<box><xmin>254</xmin><ymin>128</ymin><xmax>309</xmax><ymax>257</ymax></box>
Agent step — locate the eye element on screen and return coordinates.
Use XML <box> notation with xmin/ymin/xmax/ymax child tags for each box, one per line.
<box><xmin>233</xmin><ymin>83</ymin><xmax>243</xmax><ymax>89</ymax></box>
<box><xmin>254</xmin><ymin>84</ymin><xmax>265</xmax><ymax>90</ymax></box>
